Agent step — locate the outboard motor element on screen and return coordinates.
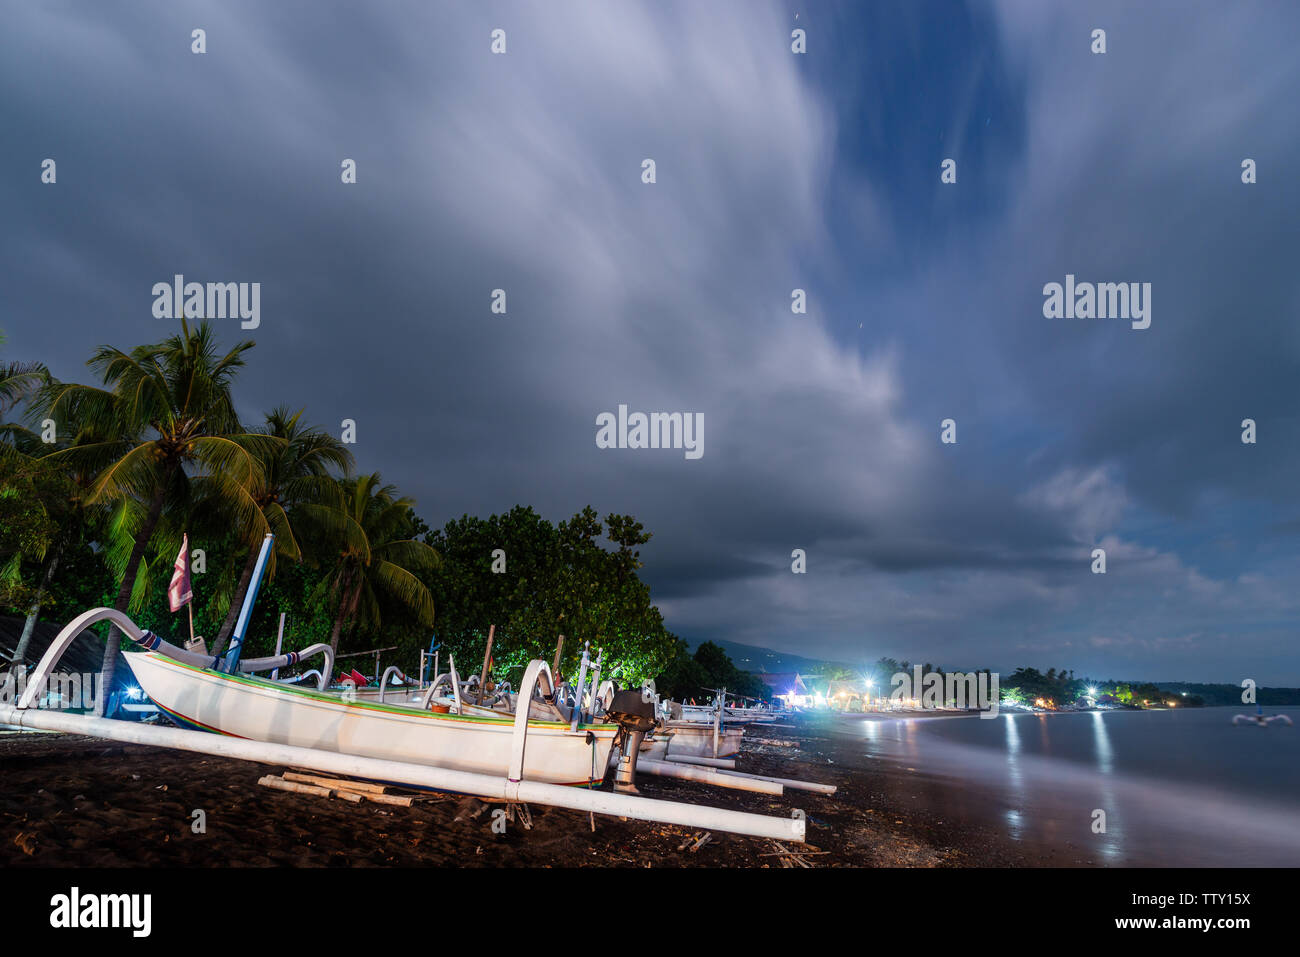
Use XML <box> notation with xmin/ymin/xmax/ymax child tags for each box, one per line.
<box><xmin>605</xmin><ymin>688</ymin><xmax>659</xmax><ymax>794</ymax></box>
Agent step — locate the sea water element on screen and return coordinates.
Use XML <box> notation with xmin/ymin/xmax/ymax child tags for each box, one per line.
<box><xmin>834</xmin><ymin>706</ymin><xmax>1300</xmax><ymax>866</ymax></box>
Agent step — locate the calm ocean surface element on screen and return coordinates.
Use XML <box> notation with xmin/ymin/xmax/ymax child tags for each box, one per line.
<box><xmin>831</xmin><ymin>706</ymin><xmax>1300</xmax><ymax>866</ymax></box>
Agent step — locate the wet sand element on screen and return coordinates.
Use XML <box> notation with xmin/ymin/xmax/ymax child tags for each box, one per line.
<box><xmin>0</xmin><ymin>714</ymin><xmax>1079</xmax><ymax>868</ymax></box>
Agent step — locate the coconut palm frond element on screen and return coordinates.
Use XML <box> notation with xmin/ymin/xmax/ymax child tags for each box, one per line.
<box><xmin>86</xmin><ymin>442</ymin><xmax>164</xmax><ymax>505</ymax></box>
<box><xmin>263</xmin><ymin>501</ymin><xmax>302</xmax><ymax>563</ymax></box>
<box><xmin>371</xmin><ymin>560</ymin><xmax>435</xmax><ymax>626</ymax></box>
<box><xmin>295</xmin><ymin>501</ymin><xmax>371</xmax><ymax>560</ymax></box>
<box><xmin>373</xmin><ymin>538</ymin><xmax>441</xmax><ymax>574</ymax></box>
<box><xmin>0</xmin><ymin>360</ymin><xmax>48</xmax><ymax>413</ymax></box>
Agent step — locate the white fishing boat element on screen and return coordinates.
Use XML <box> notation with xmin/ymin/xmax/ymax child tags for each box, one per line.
<box><xmin>649</xmin><ymin>695</ymin><xmax>747</xmax><ymax>760</ymax></box>
<box><xmin>677</xmin><ymin>692</ymin><xmax>781</xmax><ymax>726</ymax></box>
<box><xmin>680</xmin><ymin>706</ymin><xmax>778</xmax><ymax>725</ymax></box>
<box><xmin>642</xmin><ymin>722</ymin><xmax>744</xmax><ymax>760</ymax></box>
<box><xmin>125</xmin><ymin>650</ymin><xmax>617</xmax><ymax>786</ymax></box>
<box><xmin>27</xmin><ymin>536</ymin><xmax>619</xmax><ymax>787</ymax></box>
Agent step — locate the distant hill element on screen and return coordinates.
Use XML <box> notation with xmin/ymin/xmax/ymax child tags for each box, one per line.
<box><xmin>685</xmin><ymin>637</ymin><xmax>833</xmax><ymax>675</ymax></box>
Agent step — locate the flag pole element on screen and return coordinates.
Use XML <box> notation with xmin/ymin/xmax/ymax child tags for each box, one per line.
<box><xmin>170</xmin><ymin>532</ymin><xmax>196</xmax><ymax>648</ymax></box>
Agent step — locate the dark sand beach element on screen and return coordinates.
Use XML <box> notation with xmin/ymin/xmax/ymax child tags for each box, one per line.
<box><xmin>0</xmin><ymin>713</ymin><xmax>1080</xmax><ymax>868</ymax></box>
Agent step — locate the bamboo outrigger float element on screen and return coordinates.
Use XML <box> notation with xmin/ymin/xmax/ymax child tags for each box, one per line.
<box><xmin>7</xmin><ymin>536</ymin><xmax>806</xmax><ymax>843</ymax></box>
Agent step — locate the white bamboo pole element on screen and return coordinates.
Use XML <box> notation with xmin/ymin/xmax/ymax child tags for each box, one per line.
<box><xmin>664</xmin><ymin>754</ymin><xmax>736</xmax><ymax>769</ymax></box>
<box><xmin>713</xmin><ymin>687</ymin><xmax>724</xmax><ymax>757</ymax></box>
<box><xmin>714</xmin><ymin>768</ymin><xmax>837</xmax><ymax>794</ymax></box>
<box><xmin>270</xmin><ymin>613</ymin><xmax>286</xmax><ymax>680</ymax></box>
<box><xmin>0</xmin><ymin>706</ymin><xmax>803</xmax><ymax>842</ymax></box>
<box><xmin>19</xmin><ymin>606</ymin><xmax>337</xmax><ymax>701</ymax></box>
<box><xmin>636</xmin><ymin>757</ymin><xmax>782</xmax><ymax>795</ymax></box>
<box><xmin>569</xmin><ymin>644</ymin><xmax>590</xmax><ymax>732</ymax></box>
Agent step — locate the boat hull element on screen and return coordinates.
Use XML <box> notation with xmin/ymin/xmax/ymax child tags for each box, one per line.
<box><xmin>642</xmin><ymin>724</ymin><xmax>744</xmax><ymax>759</ymax></box>
<box><xmin>665</xmin><ymin>723</ymin><xmax>744</xmax><ymax>758</ymax></box>
<box><xmin>125</xmin><ymin>651</ymin><xmax>615</xmax><ymax>786</ymax></box>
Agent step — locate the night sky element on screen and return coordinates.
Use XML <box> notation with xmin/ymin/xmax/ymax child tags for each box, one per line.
<box><xmin>4</xmin><ymin>1</ymin><xmax>1299</xmax><ymax>683</ymax></box>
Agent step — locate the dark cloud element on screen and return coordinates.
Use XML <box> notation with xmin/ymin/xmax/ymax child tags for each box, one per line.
<box><xmin>2</xmin><ymin>0</ymin><xmax>1297</xmax><ymax>682</ymax></box>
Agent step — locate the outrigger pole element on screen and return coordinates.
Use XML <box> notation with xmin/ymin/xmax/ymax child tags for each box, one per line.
<box><xmin>224</xmin><ymin>533</ymin><xmax>274</xmax><ymax>674</ymax></box>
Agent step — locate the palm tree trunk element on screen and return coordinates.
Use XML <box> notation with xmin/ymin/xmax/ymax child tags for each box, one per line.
<box><xmin>328</xmin><ymin>566</ymin><xmax>359</xmax><ymax>657</ymax></box>
<box><xmin>209</xmin><ymin>547</ymin><xmax>258</xmax><ymax>658</ymax></box>
<box><xmin>12</xmin><ymin>534</ymin><xmax>67</xmax><ymax>670</ymax></box>
<box><xmin>98</xmin><ymin>476</ymin><xmax>170</xmax><ymax>717</ymax></box>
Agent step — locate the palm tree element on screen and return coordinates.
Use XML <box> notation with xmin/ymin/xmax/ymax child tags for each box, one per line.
<box><xmin>206</xmin><ymin>407</ymin><xmax>354</xmax><ymax>656</ymax></box>
<box><xmin>0</xmin><ymin>335</ymin><xmax>48</xmax><ymax>471</ymax></box>
<box><xmin>0</xmin><ymin>333</ymin><xmax>47</xmax><ymax>418</ymax></box>
<box><xmin>300</xmin><ymin>473</ymin><xmax>441</xmax><ymax>655</ymax></box>
<box><xmin>34</xmin><ymin>320</ymin><xmax>274</xmax><ymax>713</ymax></box>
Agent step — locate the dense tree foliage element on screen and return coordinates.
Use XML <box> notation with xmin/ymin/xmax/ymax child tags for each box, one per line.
<box><xmin>421</xmin><ymin>505</ymin><xmax>675</xmax><ymax>686</ymax></box>
<box><xmin>654</xmin><ymin>640</ymin><xmax>770</xmax><ymax>701</ymax></box>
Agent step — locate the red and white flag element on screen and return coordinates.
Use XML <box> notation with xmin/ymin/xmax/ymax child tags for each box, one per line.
<box><xmin>168</xmin><ymin>534</ymin><xmax>193</xmax><ymax>612</ymax></box>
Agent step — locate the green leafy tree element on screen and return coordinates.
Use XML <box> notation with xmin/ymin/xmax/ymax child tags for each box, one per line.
<box><xmin>653</xmin><ymin>639</ymin><xmax>708</xmax><ymax>699</ymax></box>
<box><xmin>423</xmin><ymin>506</ymin><xmax>675</xmax><ymax>686</ymax></box>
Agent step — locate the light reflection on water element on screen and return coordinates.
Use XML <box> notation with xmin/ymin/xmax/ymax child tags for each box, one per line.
<box><xmin>1089</xmin><ymin>711</ymin><xmax>1121</xmax><ymax>861</ymax></box>
<box><xmin>1090</xmin><ymin>710</ymin><xmax>1114</xmax><ymax>775</ymax></box>
<box><xmin>1003</xmin><ymin>714</ymin><xmax>1023</xmax><ymax>840</ymax></box>
<box><xmin>839</xmin><ymin>707</ymin><xmax>1300</xmax><ymax>866</ymax></box>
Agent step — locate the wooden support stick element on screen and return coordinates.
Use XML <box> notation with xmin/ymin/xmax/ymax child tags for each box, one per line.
<box><xmin>677</xmin><ymin>830</ymin><xmax>713</xmax><ymax>852</ymax></box>
<box><xmin>261</xmin><ymin>775</ymin><xmax>403</xmax><ymax>805</ymax></box>
<box><xmin>259</xmin><ymin>775</ymin><xmax>332</xmax><ymax>798</ymax></box>
<box><xmin>476</xmin><ymin>624</ymin><xmax>495</xmax><ymax>705</ymax></box>
<box><xmin>284</xmin><ymin>771</ymin><xmax>391</xmax><ymax>794</ymax></box>
<box><xmin>348</xmin><ymin>790</ymin><xmax>414</xmax><ymax>807</ymax></box>
<box><xmin>758</xmin><ymin>849</ymin><xmax>830</xmax><ymax>857</ymax></box>
<box><xmin>769</xmin><ymin>840</ymin><xmax>813</xmax><ymax>868</ymax></box>
<box><xmin>551</xmin><ymin>634</ymin><xmax>565</xmax><ymax>683</ymax></box>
